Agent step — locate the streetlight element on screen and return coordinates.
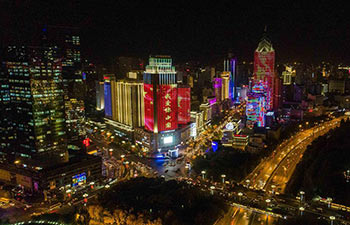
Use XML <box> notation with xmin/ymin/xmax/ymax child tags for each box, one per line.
<box><xmin>246</xmin><ymin>179</ymin><xmax>250</xmax><ymax>188</ymax></box>
<box><xmin>299</xmin><ymin>207</ymin><xmax>305</xmax><ymax>216</ymax></box>
<box><xmin>327</xmin><ymin>197</ymin><xmax>332</xmax><ymax>208</ymax></box>
<box><xmin>90</xmin><ymin>182</ymin><xmax>95</xmax><ymax>189</ymax></box>
<box><xmin>221</xmin><ymin>174</ymin><xmax>226</xmax><ymax>184</ymax></box>
<box><xmin>265</xmin><ymin>199</ymin><xmax>271</xmax><ymax>208</ymax></box>
<box><xmin>201</xmin><ymin>170</ymin><xmax>206</xmax><ymax>180</ymax></box>
<box><xmin>237</xmin><ymin>192</ymin><xmax>243</xmax><ymax>201</ymax></box>
<box><xmin>210</xmin><ymin>186</ymin><xmax>215</xmax><ymax>195</ymax></box>
<box><xmin>300</xmin><ymin>191</ymin><xmax>305</xmax><ymax>202</ymax></box>
<box><xmin>65</xmin><ymin>189</ymin><xmax>72</xmax><ymax>200</ymax></box>
<box><xmin>329</xmin><ymin>216</ymin><xmax>335</xmax><ymax>225</ymax></box>
<box><xmin>271</xmin><ymin>185</ymin><xmax>276</xmax><ymax>195</ymax></box>
<box><xmin>83</xmin><ymin>193</ymin><xmax>88</xmax><ymax>204</ymax></box>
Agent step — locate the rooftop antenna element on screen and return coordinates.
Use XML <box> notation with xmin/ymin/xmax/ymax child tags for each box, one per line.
<box><xmin>261</xmin><ymin>25</ymin><xmax>269</xmax><ymax>41</ymax></box>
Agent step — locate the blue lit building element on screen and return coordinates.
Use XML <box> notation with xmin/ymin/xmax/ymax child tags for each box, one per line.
<box><xmin>224</xmin><ymin>55</ymin><xmax>237</xmax><ymax>101</ymax></box>
<box><xmin>104</xmin><ymin>82</ymin><xmax>112</xmax><ymax>117</ymax></box>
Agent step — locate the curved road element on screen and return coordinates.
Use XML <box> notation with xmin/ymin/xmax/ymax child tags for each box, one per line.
<box><xmin>230</xmin><ymin>116</ymin><xmax>345</xmax><ymax>224</ymax></box>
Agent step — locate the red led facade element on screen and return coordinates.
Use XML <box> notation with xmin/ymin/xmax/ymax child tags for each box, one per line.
<box><xmin>253</xmin><ymin>50</ymin><xmax>275</xmax><ymax>110</ymax></box>
<box><xmin>157</xmin><ymin>85</ymin><xmax>178</xmax><ymax>132</ymax></box>
<box><xmin>178</xmin><ymin>87</ymin><xmax>191</xmax><ymax>124</ymax></box>
<box><xmin>144</xmin><ymin>84</ymin><xmax>154</xmax><ymax>131</ymax></box>
<box><xmin>253</xmin><ymin>51</ymin><xmax>275</xmax><ymax>80</ymax></box>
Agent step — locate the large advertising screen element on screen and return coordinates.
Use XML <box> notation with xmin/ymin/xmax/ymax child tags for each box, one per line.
<box><xmin>163</xmin><ymin>136</ymin><xmax>173</xmax><ymax>144</ymax></box>
<box><xmin>178</xmin><ymin>87</ymin><xmax>191</xmax><ymax>124</ymax></box>
<box><xmin>72</xmin><ymin>172</ymin><xmax>86</xmax><ymax>187</ymax></box>
<box><xmin>157</xmin><ymin>85</ymin><xmax>177</xmax><ymax>132</ymax></box>
<box><xmin>144</xmin><ymin>84</ymin><xmax>154</xmax><ymax>131</ymax></box>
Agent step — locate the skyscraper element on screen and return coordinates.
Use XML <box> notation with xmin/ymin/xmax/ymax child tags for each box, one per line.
<box><xmin>102</xmin><ymin>77</ymin><xmax>145</xmax><ymax>139</ymax></box>
<box><xmin>0</xmin><ymin>61</ymin><xmax>11</xmax><ymax>163</ymax></box>
<box><xmin>1</xmin><ymin>45</ymin><xmax>68</xmax><ymax>164</ymax></box>
<box><xmin>220</xmin><ymin>72</ymin><xmax>230</xmax><ymax>100</ymax></box>
<box><xmin>42</xmin><ymin>26</ymin><xmax>83</xmax><ymax>100</ymax></box>
<box><xmin>115</xmin><ymin>79</ymin><xmax>144</xmax><ymax>129</ymax></box>
<box><xmin>96</xmin><ymin>81</ymin><xmax>105</xmax><ymax>111</ymax></box>
<box><xmin>144</xmin><ymin>56</ymin><xmax>178</xmax><ymax>133</ymax></box>
<box><xmin>103</xmin><ymin>74</ymin><xmax>116</xmax><ymax>119</ymax></box>
<box><xmin>282</xmin><ymin>66</ymin><xmax>296</xmax><ymax>85</ymax></box>
<box><xmin>253</xmin><ymin>34</ymin><xmax>275</xmax><ymax>110</ymax></box>
<box><xmin>224</xmin><ymin>55</ymin><xmax>237</xmax><ymax>100</ymax></box>
<box><xmin>246</xmin><ymin>31</ymin><xmax>276</xmax><ymax>127</ymax></box>
<box><xmin>139</xmin><ymin>55</ymin><xmax>191</xmax><ymax>156</ymax></box>
<box><xmin>0</xmin><ymin>31</ymin><xmax>102</xmax><ymax>194</ymax></box>
<box><xmin>42</xmin><ymin>26</ymin><xmax>84</xmax><ymax>142</ymax></box>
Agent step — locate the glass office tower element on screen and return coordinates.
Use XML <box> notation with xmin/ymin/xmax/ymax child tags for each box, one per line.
<box><xmin>2</xmin><ymin>45</ymin><xmax>68</xmax><ymax>165</ymax></box>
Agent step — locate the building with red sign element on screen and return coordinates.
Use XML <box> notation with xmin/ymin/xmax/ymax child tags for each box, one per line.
<box><xmin>139</xmin><ymin>56</ymin><xmax>191</xmax><ymax>157</ymax></box>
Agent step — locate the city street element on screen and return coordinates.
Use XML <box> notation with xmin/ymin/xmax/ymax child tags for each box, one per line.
<box><xmin>229</xmin><ymin>116</ymin><xmax>346</xmax><ymax>224</ymax></box>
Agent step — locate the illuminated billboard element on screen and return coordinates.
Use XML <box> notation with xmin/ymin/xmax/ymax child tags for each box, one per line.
<box><xmin>144</xmin><ymin>84</ymin><xmax>154</xmax><ymax>131</ymax></box>
<box><xmin>157</xmin><ymin>85</ymin><xmax>178</xmax><ymax>132</ymax></box>
<box><xmin>72</xmin><ymin>172</ymin><xmax>86</xmax><ymax>187</ymax></box>
<box><xmin>178</xmin><ymin>87</ymin><xmax>191</xmax><ymax>124</ymax></box>
<box><xmin>246</xmin><ymin>93</ymin><xmax>265</xmax><ymax>128</ymax></box>
<box><xmin>163</xmin><ymin>136</ymin><xmax>173</xmax><ymax>144</ymax></box>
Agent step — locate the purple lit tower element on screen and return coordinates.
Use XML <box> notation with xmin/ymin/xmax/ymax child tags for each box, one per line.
<box><xmin>246</xmin><ymin>30</ymin><xmax>275</xmax><ymax>128</ymax></box>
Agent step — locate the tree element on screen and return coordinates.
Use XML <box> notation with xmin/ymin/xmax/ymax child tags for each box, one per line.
<box><xmin>126</xmin><ymin>214</ymin><xmax>136</xmax><ymax>225</ymax></box>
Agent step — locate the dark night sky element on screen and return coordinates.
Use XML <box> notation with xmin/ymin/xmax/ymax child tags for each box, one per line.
<box><xmin>1</xmin><ymin>0</ymin><xmax>350</xmax><ymax>64</ymax></box>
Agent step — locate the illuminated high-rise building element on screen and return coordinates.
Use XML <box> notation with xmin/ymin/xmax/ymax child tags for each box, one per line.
<box><xmin>103</xmin><ymin>74</ymin><xmax>117</xmax><ymax>119</ymax></box>
<box><xmin>246</xmin><ymin>30</ymin><xmax>277</xmax><ymax>128</ymax></box>
<box><xmin>246</xmin><ymin>93</ymin><xmax>266</xmax><ymax>128</ymax></box>
<box><xmin>115</xmin><ymin>79</ymin><xmax>144</xmax><ymax>129</ymax></box>
<box><xmin>138</xmin><ymin>56</ymin><xmax>191</xmax><ymax>156</ymax></box>
<box><xmin>224</xmin><ymin>55</ymin><xmax>237</xmax><ymax>100</ymax></box>
<box><xmin>0</xmin><ymin>62</ymin><xmax>12</xmax><ymax>163</ymax></box>
<box><xmin>42</xmin><ymin>26</ymin><xmax>84</xmax><ymax>142</ymax></box>
<box><xmin>220</xmin><ymin>72</ymin><xmax>230</xmax><ymax>100</ymax></box>
<box><xmin>253</xmin><ymin>33</ymin><xmax>275</xmax><ymax>110</ymax></box>
<box><xmin>1</xmin><ymin>45</ymin><xmax>68</xmax><ymax>164</ymax></box>
<box><xmin>282</xmin><ymin>66</ymin><xmax>296</xmax><ymax>85</ymax></box>
<box><xmin>96</xmin><ymin>81</ymin><xmax>105</xmax><ymax>111</ymax></box>
<box><xmin>144</xmin><ymin>56</ymin><xmax>178</xmax><ymax>133</ymax></box>
<box><xmin>42</xmin><ymin>26</ymin><xmax>83</xmax><ymax>100</ymax></box>
<box><xmin>102</xmin><ymin>77</ymin><xmax>145</xmax><ymax>139</ymax></box>
<box><xmin>0</xmin><ymin>33</ymin><xmax>102</xmax><ymax>193</ymax></box>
